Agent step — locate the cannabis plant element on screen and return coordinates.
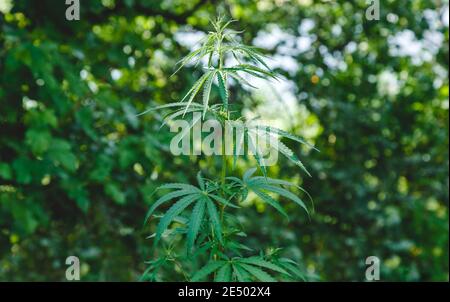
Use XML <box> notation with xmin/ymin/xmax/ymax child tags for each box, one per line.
<box><xmin>141</xmin><ymin>17</ymin><xmax>316</xmax><ymax>282</ymax></box>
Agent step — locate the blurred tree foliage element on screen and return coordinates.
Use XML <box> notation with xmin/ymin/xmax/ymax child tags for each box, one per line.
<box><xmin>0</xmin><ymin>0</ymin><xmax>448</xmax><ymax>281</ymax></box>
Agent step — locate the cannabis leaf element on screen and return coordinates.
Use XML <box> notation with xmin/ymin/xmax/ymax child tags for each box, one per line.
<box><xmin>146</xmin><ymin>172</ymin><xmax>238</xmax><ymax>252</ymax></box>
<box><xmin>166</xmin><ymin>16</ymin><xmax>278</xmax><ymax>115</ymax></box>
<box><xmin>245</xmin><ymin>124</ymin><xmax>318</xmax><ymax>177</ymax></box>
<box><xmin>191</xmin><ymin>256</ymin><xmax>290</xmax><ymax>282</ymax></box>
<box><xmin>228</xmin><ymin>168</ymin><xmax>311</xmax><ymax>218</ymax></box>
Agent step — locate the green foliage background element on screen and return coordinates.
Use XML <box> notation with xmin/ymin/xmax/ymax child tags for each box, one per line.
<box><xmin>0</xmin><ymin>0</ymin><xmax>448</xmax><ymax>281</ymax></box>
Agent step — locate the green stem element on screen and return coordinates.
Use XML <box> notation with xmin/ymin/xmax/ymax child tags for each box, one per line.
<box><xmin>221</xmin><ymin>143</ymin><xmax>226</xmax><ymax>186</ymax></box>
<box><xmin>220</xmin><ymin>121</ymin><xmax>227</xmax><ymax>225</ymax></box>
<box><xmin>218</xmin><ymin>29</ymin><xmax>228</xmax><ymax>246</ymax></box>
<box><xmin>218</xmin><ymin>32</ymin><xmax>227</xmax><ymax>189</ymax></box>
<box><xmin>173</xmin><ymin>259</ymin><xmax>189</xmax><ymax>281</ymax></box>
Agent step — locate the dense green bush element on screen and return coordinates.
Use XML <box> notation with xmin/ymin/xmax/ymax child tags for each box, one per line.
<box><xmin>0</xmin><ymin>0</ymin><xmax>448</xmax><ymax>281</ymax></box>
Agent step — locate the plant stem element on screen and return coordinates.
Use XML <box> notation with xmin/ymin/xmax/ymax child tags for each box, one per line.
<box><xmin>218</xmin><ymin>30</ymin><xmax>227</xmax><ymax>192</ymax></box>
<box><xmin>221</xmin><ymin>142</ymin><xmax>227</xmax><ymax>186</ymax></box>
<box><xmin>220</xmin><ymin>138</ymin><xmax>227</xmax><ymax>224</ymax></box>
<box><xmin>218</xmin><ymin>25</ymin><xmax>228</xmax><ymax>241</ymax></box>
